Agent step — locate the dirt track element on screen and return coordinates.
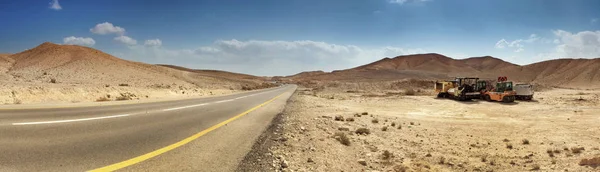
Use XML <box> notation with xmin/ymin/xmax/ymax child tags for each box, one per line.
<box><xmin>243</xmin><ymin>88</ymin><xmax>600</xmax><ymax>171</ymax></box>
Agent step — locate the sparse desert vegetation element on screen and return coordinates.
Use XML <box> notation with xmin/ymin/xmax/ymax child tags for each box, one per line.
<box><xmin>248</xmin><ymin>84</ymin><xmax>600</xmax><ymax>171</ymax></box>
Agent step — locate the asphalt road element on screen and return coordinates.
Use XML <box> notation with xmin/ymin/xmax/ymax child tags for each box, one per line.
<box><xmin>0</xmin><ymin>85</ymin><xmax>296</xmax><ymax>172</ymax></box>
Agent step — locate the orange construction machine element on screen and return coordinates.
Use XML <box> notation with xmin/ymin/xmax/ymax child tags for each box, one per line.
<box><xmin>481</xmin><ymin>76</ymin><xmax>516</xmax><ymax>103</ymax></box>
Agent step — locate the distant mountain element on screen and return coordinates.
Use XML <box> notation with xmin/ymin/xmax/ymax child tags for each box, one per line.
<box><xmin>285</xmin><ymin>53</ymin><xmax>600</xmax><ymax>88</ymax></box>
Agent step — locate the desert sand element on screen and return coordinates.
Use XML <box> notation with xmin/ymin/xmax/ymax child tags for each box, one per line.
<box><xmin>241</xmin><ymin>84</ymin><xmax>600</xmax><ymax>172</ymax></box>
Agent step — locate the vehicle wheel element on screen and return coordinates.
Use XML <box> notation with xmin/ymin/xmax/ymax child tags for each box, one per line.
<box><xmin>437</xmin><ymin>93</ymin><xmax>443</xmax><ymax>98</ymax></box>
<box><xmin>502</xmin><ymin>96</ymin><xmax>512</xmax><ymax>103</ymax></box>
<box><xmin>484</xmin><ymin>95</ymin><xmax>491</xmax><ymax>102</ymax></box>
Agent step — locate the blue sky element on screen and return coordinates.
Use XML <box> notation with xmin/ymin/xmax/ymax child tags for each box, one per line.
<box><xmin>1</xmin><ymin>0</ymin><xmax>599</xmax><ymax>76</ymax></box>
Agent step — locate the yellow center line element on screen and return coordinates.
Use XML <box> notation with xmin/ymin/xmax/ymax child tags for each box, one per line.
<box><xmin>88</xmin><ymin>91</ymin><xmax>287</xmax><ymax>172</ymax></box>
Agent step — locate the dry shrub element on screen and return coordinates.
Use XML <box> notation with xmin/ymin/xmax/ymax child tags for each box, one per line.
<box><xmin>546</xmin><ymin>149</ymin><xmax>555</xmax><ymax>157</ymax></box>
<box><xmin>382</xmin><ymin>126</ymin><xmax>388</xmax><ymax>131</ymax></box>
<box><xmin>361</xmin><ymin>112</ymin><xmax>368</xmax><ymax>115</ymax></box>
<box><xmin>404</xmin><ymin>88</ymin><xmax>416</xmax><ymax>96</ymax></box>
<box><xmin>355</xmin><ymin>128</ymin><xmax>370</xmax><ymax>135</ymax></box>
<box><xmin>506</xmin><ymin>144</ymin><xmax>513</xmax><ymax>149</ymax></box>
<box><xmin>502</xmin><ymin>138</ymin><xmax>510</xmax><ymax>142</ymax></box>
<box><xmin>531</xmin><ymin>164</ymin><xmax>540</xmax><ymax>170</ymax></box>
<box><xmin>372</xmin><ymin>118</ymin><xmax>379</xmax><ymax>123</ymax></box>
<box><xmin>522</xmin><ymin>139</ymin><xmax>530</xmax><ymax>145</ymax></box>
<box><xmin>345</xmin><ymin>117</ymin><xmax>355</xmax><ymax>122</ymax></box>
<box><xmin>393</xmin><ymin>164</ymin><xmax>409</xmax><ymax>172</ymax></box>
<box><xmin>118</xmin><ymin>83</ymin><xmax>129</xmax><ymax>86</ymax></box>
<box><xmin>382</xmin><ymin>150</ymin><xmax>393</xmax><ymax>160</ymax></box>
<box><xmin>572</xmin><ymin>147</ymin><xmax>585</xmax><ymax>154</ymax></box>
<box><xmin>96</xmin><ymin>97</ymin><xmax>110</xmax><ymax>102</ymax></box>
<box><xmin>391</xmin><ymin>122</ymin><xmax>396</xmax><ymax>127</ymax></box>
<box><xmin>334</xmin><ymin>132</ymin><xmax>351</xmax><ymax>146</ymax></box>
<box><xmin>115</xmin><ymin>96</ymin><xmax>130</xmax><ymax>101</ymax></box>
<box><xmin>50</xmin><ymin>78</ymin><xmax>56</xmax><ymax>83</ymax></box>
<box><xmin>579</xmin><ymin>157</ymin><xmax>600</xmax><ymax>167</ymax></box>
<box><xmin>552</xmin><ymin>149</ymin><xmax>561</xmax><ymax>154</ymax></box>
<box><xmin>334</xmin><ymin>115</ymin><xmax>344</xmax><ymax>121</ymax></box>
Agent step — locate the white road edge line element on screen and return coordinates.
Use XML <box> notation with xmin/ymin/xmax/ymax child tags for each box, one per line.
<box><xmin>215</xmin><ymin>99</ymin><xmax>234</xmax><ymax>103</ymax></box>
<box><xmin>11</xmin><ymin>88</ymin><xmax>285</xmax><ymax>125</ymax></box>
<box><xmin>12</xmin><ymin>114</ymin><xmax>131</xmax><ymax>126</ymax></box>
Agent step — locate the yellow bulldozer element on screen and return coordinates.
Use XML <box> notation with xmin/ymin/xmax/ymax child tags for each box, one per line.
<box><xmin>434</xmin><ymin>77</ymin><xmax>485</xmax><ymax>101</ymax></box>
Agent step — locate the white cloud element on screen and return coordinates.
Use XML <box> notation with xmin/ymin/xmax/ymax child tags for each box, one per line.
<box><xmin>118</xmin><ymin>39</ymin><xmax>435</xmax><ymax>76</ymax></box>
<box><xmin>63</xmin><ymin>36</ymin><xmax>95</xmax><ymax>46</ymax></box>
<box><xmin>551</xmin><ymin>30</ymin><xmax>600</xmax><ymax>58</ymax></box>
<box><xmin>90</xmin><ymin>22</ymin><xmax>126</xmax><ymax>35</ymax></box>
<box><xmin>49</xmin><ymin>0</ymin><xmax>62</xmax><ymax>10</ymax></box>
<box><xmin>494</xmin><ymin>34</ymin><xmax>539</xmax><ymax>52</ymax></box>
<box><xmin>114</xmin><ymin>36</ymin><xmax>137</xmax><ymax>46</ymax></box>
<box><xmin>144</xmin><ymin>39</ymin><xmax>162</xmax><ymax>47</ymax></box>
<box><xmin>389</xmin><ymin>0</ymin><xmax>430</xmax><ymax>5</ymax></box>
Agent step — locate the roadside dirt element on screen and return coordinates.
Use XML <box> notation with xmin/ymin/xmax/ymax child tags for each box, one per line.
<box><xmin>240</xmin><ymin>87</ymin><xmax>600</xmax><ymax>171</ymax></box>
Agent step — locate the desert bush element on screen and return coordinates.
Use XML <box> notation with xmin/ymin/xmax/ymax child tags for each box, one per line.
<box><xmin>382</xmin><ymin>150</ymin><xmax>393</xmax><ymax>160</ymax></box>
<box><xmin>346</xmin><ymin>117</ymin><xmax>355</xmax><ymax>122</ymax></box>
<box><xmin>119</xmin><ymin>83</ymin><xmax>129</xmax><ymax>87</ymax></box>
<box><xmin>50</xmin><ymin>78</ymin><xmax>56</xmax><ymax>83</ymax></box>
<box><xmin>393</xmin><ymin>164</ymin><xmax>409</xmax><ymax>172</ymax></box>
<box><xmin>522</xmin><ymin>139</ymin><xmax>530</xmax><ymax>145</ymax></box>
<box><xmin>361</xmin><ymin>112</ymin><xmax>368</xmax><ymax>115</ymax></box>
<box><xmin>506</xmin><ymin>144</ymin><xmax>513</xmax><ymax>149</ymax></box>
<box><xmin>334</xmin><ymin>115</ymin><xmax>344</xmax><ymax>121</ymax></box>
<box><xmin>391</xmin><ymin>122</ymin><xmax>396</xmax><ymax>127</ymax></box>
<box><xmin>355</xmin><ymin>128</ymin><xmax>371</xmax><ymax>135</ymax></box>
<box><xmin>579</xmin><ymin>157</ymin><xmax>600</xmax><ymax>167</ymax></box>
<box><xmin>502</xmin><ymin>138</ymin><xmax>510</xmax><ymax>142</ymax></box>
<box><xmin>115</xmin><ymin>96</ymin><xmax>130</xmax><ymax>101</ymax></box>
<box><xmin>404</xmin><ymin>88</ymin><xmax>416</xmax><ymax>95</ymax></box>
<box><xmin>334</xmin><ymin>132</ymin><xmax>351</xmax><ymax>146</ymax></box>
<box><xmin>552</xmin><ymin>149</ymin><xmax>561</xmax><ymax>154</ymax></box>
<box><xmin>354</xmin><ymin>113</ymin><xmax>361</xmax><ymax>117</ymax></box>
<box><xmin>382</xmin><ymin>126</ymin><xmax>388</xmax><ymax>131</ymax></box>
<box><xmin>372</xmin><ymin>118</ymin><xmax>379</xmax><ymax>123</ymax></box>
<box><xmin>531</xmin><ymin>164</ymin><xmax>540</xmax><ymax>170</ymax></box>
<box><xmin>96</xmin><ymin>97</ymin><xmax>110</xmax><ymax>102</ymax></box>
<box><xmin>572</xmin><ymin>147</ymin><xmax>585</xmax><ymax>154</ymax></box>
<box><xmin>547</xmin><ymin>149</ymin><xmax>555</xmax><ymax>157</ymax></box>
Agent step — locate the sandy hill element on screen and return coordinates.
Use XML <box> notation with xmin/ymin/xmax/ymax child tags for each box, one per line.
<box><xmin>7</xmin><ymin>42</ymin><xmax>193</xmax><ymax>86</ymax></box>
<box><xmin>354</xmin><ymin>53</ymin><xmax>479</xmax><ymax>74</ymax></box>
<box><xmin>285</xmin><ymin>53</ymin><xmax>600</xmax><ymax>88</ymax></box>
<box><xmin>0</xmin><ymin>53</ymin><xmax>14</xmax><ymax>80</ymax></box>
<box><xmin>158</xmin><ymin>64</ymin><xmax>262</xmax><ymax>81</ymax></box>
<box><xmin>523</xmin><ymin>58</ymin><xmax>600</xmax><ymax>87</ymax></box>
<box><xmin>4</xmin><ymin>42</ymin><xmax>269</xmax><ymax>89</ymax></box>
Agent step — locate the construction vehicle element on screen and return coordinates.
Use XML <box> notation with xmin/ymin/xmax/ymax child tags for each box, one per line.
<box><xmin>435</xmin><ymin>77</ymin><xmax>482</xmax><ymax>101</ymax></box>
<box><xmin>514</xmin><ymin>84</ymin><xmax>534</xmax><ymax>100</ymax></box>
<box><xmin>481</xmin><ymin>76</ymin><xmax>516</xmax><ymax>103</ymax></box>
